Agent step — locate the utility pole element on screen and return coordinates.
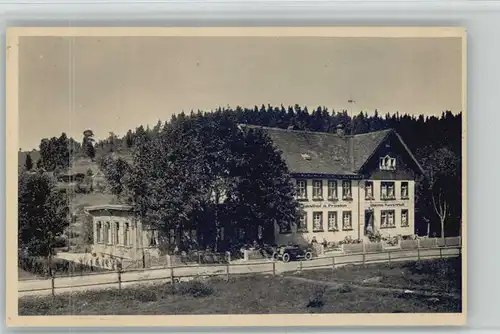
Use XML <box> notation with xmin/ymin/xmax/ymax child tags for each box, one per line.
<box><xmin>348</xmin><ymin>99</ymin><xmax>355</xmax><ymax>135</ymax></box>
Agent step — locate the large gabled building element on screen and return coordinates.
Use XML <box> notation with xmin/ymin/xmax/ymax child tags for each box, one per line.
<box><xmin>239</xmin><ymin>124</ymin><xmax>425</xmax><ymax>245</ymax></box>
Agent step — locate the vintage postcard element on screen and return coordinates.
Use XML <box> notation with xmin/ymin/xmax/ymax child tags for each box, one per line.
<box><xmin>6</xmin><ymin>27</ymin><xmax>467</xmax><ymax>327</ymax></box>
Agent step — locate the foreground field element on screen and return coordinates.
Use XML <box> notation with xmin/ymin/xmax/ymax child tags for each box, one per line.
<box><xmin>19</xmin><ymin>258</ymin><xmax>461</xmax><ymax>315</ymax></box>
<box><xmin>289</xmin><ymin>257</ymin><xmax>462</xmax><ymax>295</ymax></box>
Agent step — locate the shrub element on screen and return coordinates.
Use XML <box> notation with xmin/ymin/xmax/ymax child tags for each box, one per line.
<box><xmin>132</xmin><ymin>289</ymin><xmax>158</xmax><ymax>302</ymax></box>
<box><xmin>306</xmin><ymin>286</ymin><xmax>326</xmax><ymax>309</ymax></box>
<box><xmin>337</xmin><ymin>283</ymin><xmax>353</xmax><ymax>293</ymax></box>
<box><xmin>178</xmin><ymin>280</ymin><xmax>214</xmax><ymax>298</ymax></box>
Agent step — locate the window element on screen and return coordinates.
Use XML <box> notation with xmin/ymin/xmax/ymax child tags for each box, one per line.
<box><xmin>297</xmin><ymin>213</ymin><xmax>308</xmax><ymax>232</ymax></box>
<box><xmin>342</xmin><ymin>211</ymin><xmax>352</xmax><ymax>230</ymax></box>
<box><xmin>313</xmin><ymin>212</ymin><xmax>323</xmax><ymax>231</ymax></box>
<box><xmin>104</xmin><ymin>222</ymin><xmax>111</xmax><ymax>244</ymax></box>
<box><xmin>124</xmin><ymin>223</ymin><xmax>130</xmax><ymax>246</ymax></box>
<box><xmin>312</xmin><ymin>180</ymin><xmax>323</xmax><ymax>199</ymax></box>
<box><xmin>115</xmin><ymin>222</ymin><xmax>120</xmax><ymax>245</ymax></box>
<box><xmin>327</xmin><ymin>180</ymin><xmax>338</xmax><ymax>199</ymax></box>
<box><xmin>328</xmin><ymin>212</ymin><xmax>338</xmax><ymax>231</ymax></box>
<box><xmin>365</xmin><ymin>181</ymin><xmax>374</xmax><ymax>199</ymax></box>
<box><xmin>401</xmin><ymin>209</ymin><xmax>409</xmax><ymax>227</ymax></box>
<box><xmin>107</xmin><ymin>223</ymin><xmax>112</xmax><ymax>244</ymax></box>
<box><xmin>381</xmin><ymin>210</ymin><xmax>396</xmax><ymax>228</ymax></box>
<box><xmin>401</xmin><ymin>182</ymin><xmax>409</xmax><ymax>199</ymax></box>
<box><xmin>379</xmin><ymin>155</ymin><xmax>396</xmax><ymax>170</ymax></box>
<box><xmin>342</xmin><ymin>180</ymin><xmax>352</xmax><ymax>200</ymax></box>
<box><xmin>381</xmin><ymin>182</ymin><xmax>395</xmax><ymax>200</ymax></box>
<box><xmin>149</xmin><ymin>229</ymin><xmax>158</xmax><ymax>246</ymax></box>
<box><xmin>296</xmin><ymin>180</ymin><xmax>307</xmax><ymax>200</ymax></box>
<box><xmin>96</xmin><ymin>222</ymin><xmax>102</xmax><ymax>243</ymax></box>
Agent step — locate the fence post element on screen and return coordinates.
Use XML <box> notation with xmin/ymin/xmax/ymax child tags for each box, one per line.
<box><xmin>332</xmin><ymin>257</ymin><xmax>336</xmax><ymax>271</ymax></box>
<box><xmin>388</xmin><ymin>251</ymin><xmax>391</xmax><ymax>265</ymax></box>
<box><xmin>170</xmin><ymin>266</ymin><xmax>175</xmax><ymax>287</ymax></box>
<box><xmin>226</xmin><ymin>263</ymin><xmax>230</xmax><ymax>281</ymax></box>
<box><xmin>117</xmin><ymin>268</ymin><xmax>122</xmax><ymax>292</ymax></box>
<box><xmin>272</xmin><ymin>261</ymin><xmax>276</xmax><ymax>277</ymax></box>
<box><xmin>417</xmin><ymin>247</ymin><xmax>421</xmax><ymax>261</ymax></box>
<box><xmin>362</xmin><ymin>253</ymin><xmax>366</xmax><ymax>265</ymax></box>
<box><xmin>439</xmin><ymin>248</ymin><xmax>443</xmax><ymax>259</ymax></box>
<box><xmin>51</xmin><ymin>269</ymin><xmax>55</xmax><ymax>297</ymax></box>
<box><xmin>299</xmin><ymin>260</ymin><xmax>303</xmax><ymax>272</ymax></box>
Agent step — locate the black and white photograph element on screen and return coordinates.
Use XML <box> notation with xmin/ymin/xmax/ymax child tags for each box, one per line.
<box><xmin>6</xmin><ymin>27</ymin><xmax>466</xmax><ymax>327</ymax></box>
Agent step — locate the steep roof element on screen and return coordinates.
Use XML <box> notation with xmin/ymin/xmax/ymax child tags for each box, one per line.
<box><xmin>351</xmin><ymin>129</ymin><xmax>393</xmax><ymax>171</ymax></box>
<box><xmin>239</xmin><ymin>124</ymin><xmax>403</xmax><ymax>176</ymax></box>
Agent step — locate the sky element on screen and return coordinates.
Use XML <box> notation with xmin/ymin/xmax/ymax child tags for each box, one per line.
<box><xmin>18</xmin><ymin>36</ymin><xmax>463</xmax><ymax>150</ymax></box>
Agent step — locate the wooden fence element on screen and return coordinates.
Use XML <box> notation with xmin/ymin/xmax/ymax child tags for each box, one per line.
<box><xmin>18</xmin><ymin>245</ymin><xmax>462</xmax><ymax>297</ymax></box>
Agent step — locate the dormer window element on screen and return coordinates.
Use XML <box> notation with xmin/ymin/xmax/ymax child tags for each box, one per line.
<box><xmin>379</xmin><ymin>155</ymin><xmax>396</xmax><ymax>171</ymax></box>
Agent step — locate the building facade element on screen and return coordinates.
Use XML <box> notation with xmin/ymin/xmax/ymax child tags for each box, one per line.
<box><xmin>85</xmin><ymin>205</ymin><xmax>160</xmax><ymax>264</ymax></box>
<box><xmin>239</xmin><ymin>125</ymin><xmax>425</xmax><ymax>246</ymax></box>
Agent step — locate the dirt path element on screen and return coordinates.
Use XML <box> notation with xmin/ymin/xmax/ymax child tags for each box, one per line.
<box><xmin>283</xmin><ymin>275</ymin><xmax>461</xmax><ymax>300</ymax></box>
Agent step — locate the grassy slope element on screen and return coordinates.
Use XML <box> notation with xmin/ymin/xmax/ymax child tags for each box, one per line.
<box><xmin>19</xmin><ymin>259</ymin><xmax>462</xmax><ymax>315</ymax></box>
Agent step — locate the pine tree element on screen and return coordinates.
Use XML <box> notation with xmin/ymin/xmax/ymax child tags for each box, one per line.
<box><xmin>24</xmin><ymin>153</ymin><xmax>33</xmax><ymax>171</ymax></box>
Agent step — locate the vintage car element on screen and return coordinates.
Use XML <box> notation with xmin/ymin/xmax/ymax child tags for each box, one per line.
<box><xmin>272</xmin><ymin>244</ymin><xmax>313</xmax><ymax>262</ymax></box>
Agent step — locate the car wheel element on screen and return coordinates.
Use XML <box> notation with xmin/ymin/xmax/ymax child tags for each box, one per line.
<box><xmin>272</xmin><ymin>252</ymin><xmax>279</xmax><ymax>261</ymax></box>
<box><xmin>305</xmin><ymin>252</ymin><xmax>312</xmax><ymax>260</ymax></box>
<box><xmin>282</xmin><ymin>253</ymin><xmax>291</xmax><ymax>262</ymax></box>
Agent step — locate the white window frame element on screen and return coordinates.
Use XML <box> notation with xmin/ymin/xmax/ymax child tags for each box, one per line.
<box><xmin>381</xmin><ymin>210</ymin><xmax>396</xmax><ymax>228</ymax></box>
<box><xmin>379</xmin><ymin>155</ymin><xmax>397</xmax><ymax>171</ymax></box>
<box><xmin>401</xmin><ymin>182</ymin><xmax>409</xmax><ymax>199</ymax></box>
<box><xmin>296</xmin><ymin>179</ymin><xmax>307</xmax><ymax>200</ymax></box>
<box><xmin>124</xmin><ymin>222</ymin><xmax>130</xmax><ymax>246</ymax></box>
<box><xmin>365</xmin><ymin>181</ymin><xmax>374</xmax><ymax>199</ymax></box>
<box><xmin>328</xmin><ymin>211</ymin><xmax>338</xmax><ymax>231</ymax></box>
<box><xmin>105</xmin><ymin>222</ymin><xmax>112</xmax><ymax>245</ymax></box>
<box><xmin>313</xmin><ymin>212</ymin><xmax>323</xmax><ymax>231</ymax></box>
<box><xmin>381</xmin><ymin>181</ymin><xmax>396</xmax><ymax>200</ymax></box>
<box><xmin>312</xmin><ymin>180</ymin><xmax>323</xmax><ymax>199</ymax></box>
<box><xmin>327</xmin><ymin>180</ymin><xmax>338</xmax><ymax>199</ymax></box>
<box><xmin>401</xmin><ymin>209</ymin><xmax>409</xmax><ymax>227</ymax></box>
<box><xmin>342</xmin><ymin>180</ymin><xmax>352</xmax><ymax>200</ymax></box>
<box><xmin>115</xmin><ymin>222</ymin><xmax>120</xmax><ymax>245</ymax></box>
<box><xmin>342</xmin><ymin>211</ymin><xmax>352</xmax><ymax>230</ymax></box>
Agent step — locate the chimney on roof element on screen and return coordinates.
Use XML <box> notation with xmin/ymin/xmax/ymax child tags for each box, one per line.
<box><xmin>336</xmin><ymin>124</ymin><xmax>345</xmax><ymax>136</ymax></box>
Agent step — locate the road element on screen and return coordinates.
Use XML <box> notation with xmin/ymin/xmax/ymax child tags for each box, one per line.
<box><xmin>18</xmin><ymin>247</ymin><xmax>460</xmax><ymax>297</ymax></box>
